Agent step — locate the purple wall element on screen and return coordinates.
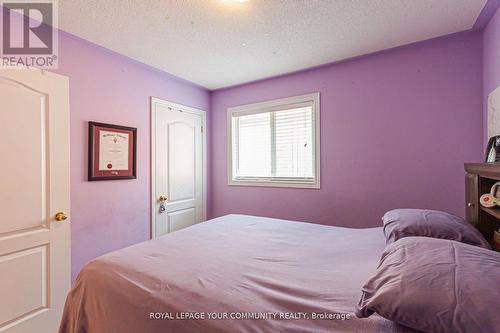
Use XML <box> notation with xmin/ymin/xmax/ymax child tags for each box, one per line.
<box><xmin>483</xmin><ymin>6</ymin><xmax>500</xmax><ymax>144</ymax></box>
<box><xmin>52</xmin><ymin>32</ymin><xmax>210</xmax><ymax>281</ymax></box>
<box><xmin>0</xmin><ymin>4</ymin><xmax>490</xmax><ymax>283</ymax></box>
<box><xmin>209</xmin><ymin>32</ymin><xmax>484</xmax><ymax>227</ymax></box>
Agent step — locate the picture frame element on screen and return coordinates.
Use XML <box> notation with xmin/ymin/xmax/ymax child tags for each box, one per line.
<box><xmin>88</xmin><ymin>121</ymin><xmax>137</xmax><ymax>181</ymax></box>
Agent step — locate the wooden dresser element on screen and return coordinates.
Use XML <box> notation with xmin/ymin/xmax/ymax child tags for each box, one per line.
<box><xmin>465</xmin><ymin>163</ymin><xmax>500</xmax><ymax>249</ymax></box>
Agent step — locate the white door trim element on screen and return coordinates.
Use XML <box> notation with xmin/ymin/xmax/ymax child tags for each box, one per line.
<box><xmin>150</xmin><ymin>97</ymin><xmax>207</xmax><ymax>239</ymax></box>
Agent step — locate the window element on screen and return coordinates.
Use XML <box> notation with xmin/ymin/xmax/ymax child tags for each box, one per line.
<box><xmin>227</xmin><ymin>93</ymin><xmax>320</xmax><ymax>188</ymax></box>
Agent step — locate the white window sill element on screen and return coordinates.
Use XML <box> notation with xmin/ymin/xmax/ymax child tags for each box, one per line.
<box><xmin>228</xmin><ymin>178</ymin><xmax>320</xmax><ymax>189</ymax></box>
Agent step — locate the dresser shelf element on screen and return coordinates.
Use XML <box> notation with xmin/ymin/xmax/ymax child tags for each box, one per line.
<box><xmin>465</xmin><ymin>163</ymin><xmax>500</xmax><ymax>250</ymax></box>
<box><xmin>480</xmin><ymin>206</ymin><xmax>500</xmax><ymax>220</ymax></box>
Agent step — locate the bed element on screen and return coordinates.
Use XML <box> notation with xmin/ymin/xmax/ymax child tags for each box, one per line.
<box><xmin>59</xmin><ymin>214</ymin><xmax>419</xmax><ymax>333</ymax></box>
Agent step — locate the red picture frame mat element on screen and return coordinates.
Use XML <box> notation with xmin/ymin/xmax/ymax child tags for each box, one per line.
<box><xmin>88</xmin><ymin>122</ymin><xmax>137</xmax><ymax>181</ymax></box>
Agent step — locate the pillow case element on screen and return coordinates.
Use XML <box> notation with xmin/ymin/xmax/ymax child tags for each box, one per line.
<box><xmin>356</xmin><ymin>237</ymin><xmax>500</xmax><ymax>333</ymax></box>
<box><xmin>382</xmin><ymin>209</ymin><xmax>491</xmax><ymax>249</ymax></box>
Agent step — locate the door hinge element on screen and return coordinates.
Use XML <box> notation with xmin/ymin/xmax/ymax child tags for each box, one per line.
<box><xmin>201</xmin><ymin>126</ymin><xmax>203</xmax><ymax>133</ymax></box>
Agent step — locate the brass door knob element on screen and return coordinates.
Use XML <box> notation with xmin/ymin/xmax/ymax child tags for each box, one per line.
<box><xmin>55</xmin><ymin>212</ymin><xmax>68</xmax><ymax>221</ymax></box>
<box><xmin>159</xmin><ymin>195</ymin><xmax>168</xmax><ymax>202</ymax></box>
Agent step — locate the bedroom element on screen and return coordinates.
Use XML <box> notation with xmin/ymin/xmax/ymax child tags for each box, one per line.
<box><xmin>0</xmin><ymin>0</ymin><xmax>499</xmax><ymax>332</ymax></box>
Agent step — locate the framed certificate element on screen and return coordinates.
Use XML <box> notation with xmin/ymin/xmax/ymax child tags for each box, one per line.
<box><xmin>88</xmin><ymin>122</ymin><xmax>137</xmax><ymax>181</ymax></box>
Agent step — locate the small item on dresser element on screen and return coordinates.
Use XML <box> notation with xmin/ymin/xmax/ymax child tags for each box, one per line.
<box><xmin>494</xmin><ymin>230</ymin><xmax>500</xmax><ymax>251</ymax></box>
<box><xmin>485</xmin><ymin>135</ymin><xmax>500</xmax><ymax>162</ymax></box>
<box><xmin>479</xmin><ymin>181</ymin><xmax>500</xmax><ymax>208</ymax></box>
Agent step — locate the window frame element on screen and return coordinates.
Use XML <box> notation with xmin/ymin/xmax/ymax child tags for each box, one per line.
<box><xmin>227</xmin><ymin>92</ymin><xmax>320</xmax><ymax>189</ymax></box>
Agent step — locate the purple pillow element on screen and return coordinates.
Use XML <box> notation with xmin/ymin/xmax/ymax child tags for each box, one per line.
<box><xmin>383</xmin><ymin>209</ymin><xmax>491</xmax><ymax>249</ymax></box>
<box><xmin>356</xmin><ymin>237</ymin><xmax>500</xmax><ymax>333</ymax></box>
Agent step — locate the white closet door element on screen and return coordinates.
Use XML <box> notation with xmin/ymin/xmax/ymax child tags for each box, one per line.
<box><xmin>0</xmin><ymin>68</ymin><xmax>70</xmax><ymax>333</ymax></box>
<box><xmin>152</xmin><ymin>98</ymin><xmax>206</xmax><ymax>237</ymax></box>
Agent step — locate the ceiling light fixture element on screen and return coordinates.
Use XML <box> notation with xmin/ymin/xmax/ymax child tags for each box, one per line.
<box><xmin>220</xmin><ymin>0</ymin><xmax>249</xmax><ymax>7</ymax></box>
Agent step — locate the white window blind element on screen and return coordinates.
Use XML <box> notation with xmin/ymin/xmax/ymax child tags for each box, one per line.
<box><xmin>228</xmin><ymin>93</ymin><xmax>320</xmax><ymax>188</ymax></box>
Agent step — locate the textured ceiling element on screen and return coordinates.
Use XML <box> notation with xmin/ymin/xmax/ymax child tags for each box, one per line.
<box><xmin>59</xmin><ymin>0</ymin><xmax>487</xmax><ymax>89</ymax></box>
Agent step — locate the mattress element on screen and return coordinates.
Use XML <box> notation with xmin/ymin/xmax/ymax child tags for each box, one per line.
<box><xmin>59</xmin><ymin>214</ymin><xmax>419</xmax><ymax>333</ymax></box>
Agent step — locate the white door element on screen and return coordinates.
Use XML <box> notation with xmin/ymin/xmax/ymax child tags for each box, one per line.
<box><xmin>152</xmin><ymin>98</ymin><xmax>206</xmax><ymax>238</ymax></box>
<box><xmin>0</xmin><ymin>68</ymin><xmax>70</xmax><ymax>333</ymax></box>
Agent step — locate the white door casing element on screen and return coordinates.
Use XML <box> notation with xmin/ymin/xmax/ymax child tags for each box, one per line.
<box><xmin>0</xmin><ymin>68</ymin><xmax>70</xmax><ymax>333</ymax></box>
<box><xmin>151</xmin><ymin>98</ymin><xmax>206</xmax><ymax>238</ymax></box>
